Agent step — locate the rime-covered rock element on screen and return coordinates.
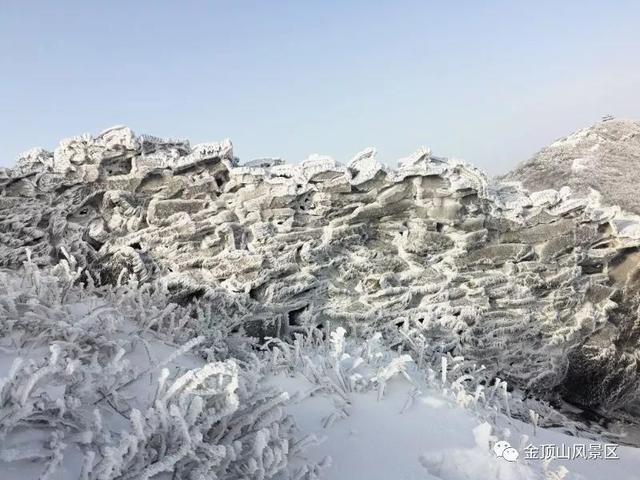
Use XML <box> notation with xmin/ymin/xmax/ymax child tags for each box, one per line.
<box><xmin>503</xmin><ymin>118</ymin><xmax>640</xmax><ymax>214</ymax></box>
<box><xmin>2</xmin><ymin>126</ymin><xmax>640</xmax><ymax>417</ymax></box>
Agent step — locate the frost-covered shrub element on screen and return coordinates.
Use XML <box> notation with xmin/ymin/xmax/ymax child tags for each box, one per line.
<box><xmin>1</xmin><ymin>249</ymin><xmax>254</xmax><ymax>362</ymax></box>
<box><xmin>264</xmin><ymin>327</ymin><xmax>414</xmax><ymax>404</ymax></box>
<box><xmin>83</xmin><ymin>360</ymin><xmax>299</xmax><ymax>480</ymax></box>
<box><xmin>0</xmin><ymin>262</ymin><xmax>319</xmax><ymax>480</ymax></box>
<box><xmin>288</xmin><ymin>320</ymin><xmax>592</xmax><ymax>442</ymax></box>
<box><xmin>0</xmin><ymin>345</ymin><xmax>309</xmax><ymax>479</ymax></box>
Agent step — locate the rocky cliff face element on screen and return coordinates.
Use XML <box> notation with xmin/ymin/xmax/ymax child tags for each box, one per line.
<box><xmin>2</xmin><ymin>126</ymin><xmax>640</xmax><ymax>416</ymax></box>
<box><xmin>503</xmin><ymin>118</ymin><xmax>640</xmax><ymax>215</ymax></box>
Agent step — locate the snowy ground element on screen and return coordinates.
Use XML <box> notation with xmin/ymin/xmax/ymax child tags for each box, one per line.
<box><xmin>272</xmin><ymin>371</ymin><xmax>640</xmax><ymax>480</ymax></box>
<box><xmin>2</xmin><ymin>322</ymin><xmax>640</xmax><ymax>479</ymax></box>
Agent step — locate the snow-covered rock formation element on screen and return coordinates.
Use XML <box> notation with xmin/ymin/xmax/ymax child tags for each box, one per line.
<box><xmin>503</xmin><ymin>118</ymin><xmax>640</xmax><ymax>215</ymax></box>
<box><xmin>2</xmin><ymin>126</ymin><xmax>640</xmax><ymax>419</ymax></box>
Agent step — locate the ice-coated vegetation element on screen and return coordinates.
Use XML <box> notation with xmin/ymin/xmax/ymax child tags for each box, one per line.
<box><xmin>0</xmin><ymin>258</ymin><xmax>329</xmax><ymax>480</ymax></box>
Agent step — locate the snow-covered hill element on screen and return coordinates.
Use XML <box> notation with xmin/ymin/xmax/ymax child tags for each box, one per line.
<box><xmin>502</xmin><ymin>118</ymin><xmax>640</xmax><ymax>214</ymax></box>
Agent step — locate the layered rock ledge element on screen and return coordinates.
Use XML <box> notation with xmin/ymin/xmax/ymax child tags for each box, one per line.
<box><xmin>2</xmin><ymin>126</ymin><xmax>640</xmax><ymax>415</ymax></box>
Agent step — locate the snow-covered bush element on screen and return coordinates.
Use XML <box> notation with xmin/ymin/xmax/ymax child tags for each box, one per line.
<box><xmin>0</xmin><ymin>261</ymin><xmax>320</xmax><ymax>480</ymax></box>
<box><xmin>264</xmin><ymin>327</ymin><xmax>413</xmax><ymax>400</ymax></box>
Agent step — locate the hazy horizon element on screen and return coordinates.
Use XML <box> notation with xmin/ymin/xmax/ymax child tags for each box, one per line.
<box><xmin>2</xmin><ymin>1</ymin><xmax>640</xmax><ymax>175</ymax></box>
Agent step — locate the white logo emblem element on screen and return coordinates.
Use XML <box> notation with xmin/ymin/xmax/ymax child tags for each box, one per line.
<box><xmin>493</xmin><ymin>441</ymin><xmax>519</xmax><ymax>462</ymax></box>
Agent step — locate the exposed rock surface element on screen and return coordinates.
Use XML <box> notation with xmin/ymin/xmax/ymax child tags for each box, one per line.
<box><xmin>503</xmin><ymin>118</ymin><xmax>640</xmax><ymax>214</ymax></box>
<box><xmin>2</xmin><ymin>126</ymin><xmax>640</xmax><ymax>417</ymax></box>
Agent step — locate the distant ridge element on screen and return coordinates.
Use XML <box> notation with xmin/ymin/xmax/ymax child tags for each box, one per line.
<box><xmin>502</xmin><ymin>118</ymin><xmax>640</xmax><ymax>214</ymax></box>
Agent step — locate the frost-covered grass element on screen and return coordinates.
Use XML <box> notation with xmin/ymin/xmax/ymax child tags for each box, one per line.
<box><xmin>261</xmin><ymin>328</ymin><xmax>640</xmax><ymax>480</ymax></box>
<box><xmin>1</xmin><ymin>257</ymin><xmax>640</xmax><ymax>479</ymax></box>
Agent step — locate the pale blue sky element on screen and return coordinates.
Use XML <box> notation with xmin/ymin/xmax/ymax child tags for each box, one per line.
<box><xmin>1</xmin><ymin>1</ymin><xmax>639</xmax><ymax>174</ymax></box>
